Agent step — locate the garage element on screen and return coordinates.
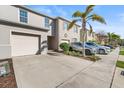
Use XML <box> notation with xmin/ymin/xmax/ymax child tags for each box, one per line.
<box><xmin>11</xmin><ymin>32</ymin><xmax>40</xmax><ymax>56</ymax></box>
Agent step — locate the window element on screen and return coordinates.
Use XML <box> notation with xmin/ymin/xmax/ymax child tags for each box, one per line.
<box><xmin>73</xmin><ymin>26</ymin><xmax>78</xmax><ymax>33</ymax></box>
<box><xmin>45</xmin><ymin>17</ymin><xmax>49</xmax><ymax>28</ymax></box>
<box><xmin>72</xmin><ymin>38</ymin><xmax>77</xmax><ymax>42</ymax></box>
<box><xmin>20</xmin><ymin>9</ymin><xmax>28</xmax><ymax>23</ymax></box>
<box><xmin>63</xmin><ymin>22</ymin><xmax>68</xmax><ymax>31</ymax></box>
<box><xmin>76</xmin><ymin>26</ymin><xmax>78</xmax><ymax>33</ymax></box>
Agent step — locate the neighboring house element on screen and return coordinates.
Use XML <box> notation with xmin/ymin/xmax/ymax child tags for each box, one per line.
<box><xmin>80</xmin><ymin>29</ymin><xmax>96</xmax><ymax>42</ymax></box>
<box><xmin>53</xmin><ymin>17</ymin><xmax>81</xmax><ymax>51</ymax></box>
<box><xmin>95</xmin><ymin>33</ymin><xmax>108</xmax><ymax>45</ymax></box>
<box><xmin>0</xmin><ymin>5</ymin><xmax>80</xmax><ymax>60</ymax></box>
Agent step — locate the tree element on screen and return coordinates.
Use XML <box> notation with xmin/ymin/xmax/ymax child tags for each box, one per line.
<box><xmin>96</xmin><ymin>31</ymin><xmax>108</xmax><ymax>45</ymax></box>
<box><xmin>107</xmin><ymin>32</ymin><xmax>114</xmax><ymax>45</ymax></box>
<box><xmin>107</xmin><ymin>32</ymin><xmax>121</xmax><ymax>46</ymax></box>
<box><xmin>68</xmin><ymin>5</ymin><xmax>106</xmax><ymax>56</ymax></box>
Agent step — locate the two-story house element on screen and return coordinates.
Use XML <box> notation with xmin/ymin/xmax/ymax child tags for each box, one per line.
<box><xmin>80</xmin><ymin>29</ymin><xmax>96</xmax><ymax>42</ymax></box>
<box><xmin>0</xmin><ymin>5</ymin><xmax>80</xmax><ymax>60</ymax></box>
<box><xmin>48</xmin><ymin>17</ymin><xmax>80</xmax><ymax>51</ymax></box>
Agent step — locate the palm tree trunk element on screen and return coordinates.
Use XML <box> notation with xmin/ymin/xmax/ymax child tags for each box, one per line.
<box><xmin>82</xmin><ymin>18</ymin><xmax>86</xmax><ymax>57</ymax></box>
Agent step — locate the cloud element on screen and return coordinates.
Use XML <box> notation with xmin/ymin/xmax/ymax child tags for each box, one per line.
<box><xmin>40</xmin><ymin>8</ymin><xmax>52</xmax><ymax>14</ymax></box>
<box><xmin>93</xmin><ymin>24</ymin><xmax>124</xmax><ymax>39</ymax></box>
<box><xmin>52</xmin><ymin>5</ymin><xmax>68</xmax><ymax>17</ymax></box>
<box><xmin>27</xmin><ymin>5</ymin><xmax>69</xmax><ymax>18</ymax></box>
<box><xmin>118</xmin><ymin>13</ymin><xmax>124</xmax><ymax>22</ymax></box>
<box><xmin>28</xmin><ymin>6</ymin><xmax>52</xmax><ymax>15</ymax></box>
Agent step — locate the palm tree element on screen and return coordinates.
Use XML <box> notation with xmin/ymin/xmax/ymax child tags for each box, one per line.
<box><xmin>107</xmin><ymin>32</ymin><xmax>114</xmax><ymax>45</ymax></box>
<box><xmin>111</xmin><ymin>33</ymin><xmax>121</xmax><ymax>46</ymax></box>
<box><xmin>107</xmin><ymin>32</ymin><xmax>120</xmax><ymax>46</ymax></box>
<box><xmin>68</xmin><ymin>5</ymin><xmax>106</xmax><ymax>56</ymax></box>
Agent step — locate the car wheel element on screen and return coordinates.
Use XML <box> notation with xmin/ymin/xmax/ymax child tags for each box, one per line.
<box><xmin>69</xmin><ymin>47</ymin><xmax>73</xmax><ymax>51</ymax></box>
<box><xmin>85</xmin><ymin>49</ymin><xmax>91</xmax><ymax>55</ymax></box>
<box><xmin>99</xmin><ymin>49</ymin><xmax>105</xmax><ymax>54</ymax></box>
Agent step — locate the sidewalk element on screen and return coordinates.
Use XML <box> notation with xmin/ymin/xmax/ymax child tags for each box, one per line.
<box><xmin>112</xmin><ymin>50</ymin><xmax>124</xmax><ymax>88</ymax></box>
<box><xmin>112</xmin><ymin>67</ymin><xmax>124</xmax><ymax>88</ymax></box>
<box><xmin>58</xmin><ymin>48</ymin><xmax>119</xmax><ymax>88</ymax></box>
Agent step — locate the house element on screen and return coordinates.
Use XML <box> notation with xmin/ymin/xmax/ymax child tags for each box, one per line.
<box><xmin>0</xmin><ymin>5</ymin><xmax>80</xmax><ymax>60</ymax></box>
<box><xmin>53</xmin><ymin>17</ymin><xmax>81</xmax><ymax>51</ymax></box>
<box><xmin>80</xmin><ymin>29</ymin><xmax>96</xmax><ymax>42</ymax></box>
<box><xmin>95</xmin><ymin>32</ymin><xmax>108</xmax><ymax>45</ymax></box>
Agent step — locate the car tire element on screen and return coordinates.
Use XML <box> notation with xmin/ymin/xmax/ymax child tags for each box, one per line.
<box><xmin>99</xmin><ymin>49</ymin><xmax>105</xmax><ymax>54</ymax></box>
<box><xmin>69</xmin><ymin>47</ymin><xmax>73</xmax><ymax>51</ymax></box>
<box><xmin>85</xmin><ymin>49</ymin><xmax>92</xmax><ymax>55</ymax></box>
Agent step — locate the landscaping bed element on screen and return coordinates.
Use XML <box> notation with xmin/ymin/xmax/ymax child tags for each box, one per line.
<box><xmin>60</xmin><ymin>42</ymin><xmax>101</xmax><ymax>62</ymax></box>
<box><xmin>0</xmin><ymin>59</ymin><xmax>17</xmax><ymax>88</ymax></box>
<box><xmin>64</xmin><ymin>51</ymin><xmax>101</xmax><ymax>62</ymax></box>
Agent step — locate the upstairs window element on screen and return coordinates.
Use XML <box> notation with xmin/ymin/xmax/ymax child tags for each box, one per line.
<box><xmin>73</xmin><ymin>26</ymin><xmax>78</xmax><ymax>33</ymax></box>
<box><xmin>76</xmin><ymin>26</ymin><xmax>78</xmax><ymax>33</ymax></box>
<box><xmin>20</xmin><ymin>9</ymin><xmax>28</xmax><ymax>23</ymax></box>
<box><xmin>45</xmin><ymin>17</ymin><xmax>49</xmax><ymax>28</ymax></box>
<box><xmin>72</xmin><ymin>38</ymin><xmax>78</xmax><ymax>42</ymax></box>
<box><xmin>63</xmin><ymin>22</ymin><xmax>68</xmax><ymax>31</ymax></box>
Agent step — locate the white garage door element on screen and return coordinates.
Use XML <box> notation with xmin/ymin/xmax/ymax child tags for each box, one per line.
<box><xmin>12</xmin><ymin>33</ymin><xmax>39</xmax><ymax>56</ymax></box>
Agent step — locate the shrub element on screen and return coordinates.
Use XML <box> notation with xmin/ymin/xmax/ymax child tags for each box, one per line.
<box><xmin>88</xmin><ymin>55</ymin><xmax>101</xmax><ymax>62</ymax></box>
<box><xmin>60</xmin><ymin>43</ymin><xmax>70</xmax><ymax>52</ymax></box>
<box><xmin>66</xmin><ymin>51</ymin><xmax>82</xmax><ymax>57</ymax></box>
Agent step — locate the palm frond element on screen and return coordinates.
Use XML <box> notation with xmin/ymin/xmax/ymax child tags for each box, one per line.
<box><xmin>92</xmin><ymin>14</ymin><xmax>106</xmax><ymax>24</ymax></box>
<box><xmin>87</xmin><ymin>22</ymin><xmax>93</xmax><ymax>33</ymax></box>
<box><xmin>82</xmin><ymin>12</ymin><xmax>87</xmax><ymax>18</ymax></box>
<box><xmin>89</xmin><ymin>24</ymin><xmax>93</xmax><ymax>34</ymax></box>
<box><xmin>68</xmin><ymin>20</ymin><xmax>77</xmax><ymax>30</ymax></box>
<box><xmin>72</xmin><ymin>11</ymin><xmax>82</xmax><ymax>17</ymax></box>
<box><xmin>85</xmin><ymin>5</ymin><xmax>95</xmax><ymax>16</ymax></box>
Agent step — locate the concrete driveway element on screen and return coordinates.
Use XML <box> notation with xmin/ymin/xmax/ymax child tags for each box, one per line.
<box><xmin>13</xmin><ymin>52</ymin><xmax>93</xmax><ymax>88</ymax></box>
<box><xmin>13</xmin><ymin>48</ymin><xmax>119</xmax><ymax>88</ymax></box>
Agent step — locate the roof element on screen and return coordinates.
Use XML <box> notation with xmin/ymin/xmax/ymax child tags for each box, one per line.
<box><xmin>13</xmin><ymin>5</ymin><xmax>55</xmax><ymax>20</ymax></box>
<box><xmin>56</xmin><ymin>17</ymin><xmax>81</xmax><ymax>27</ymax></box>
<box><xmin>13</xmin><ymin>5</ymin><xmax>81</xmax><ymax>27</ymax></box>
<box><xmin>0</xmin><ymin>19</ymin><xmax>49</xmax><ymax>32</ymax></box>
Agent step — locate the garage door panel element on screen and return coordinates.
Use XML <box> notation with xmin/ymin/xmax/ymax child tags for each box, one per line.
<box><xmin>12</xmin><ymin>34</ymin><xmax>39</xmax><ymax>56</ymax></box>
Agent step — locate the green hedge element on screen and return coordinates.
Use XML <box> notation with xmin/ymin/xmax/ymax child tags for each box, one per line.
<box><xmin>59</xmin><ymin>43</ymin><xmax>70</xmax><ymax>52</ymax></box>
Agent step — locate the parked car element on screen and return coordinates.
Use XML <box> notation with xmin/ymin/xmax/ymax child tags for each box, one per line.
<box><xmin>86</xmin><ymin>42</ymin><xmax>111</xmax><ymax>54</ymax></box>
<box><xmin>104</xmin><ymin>45</ymin><xmax>113</xmax><ymax>49</ymax></box>
<box><xmin>70</xmin><ymin>42</ymin><xmax>96</xmax><ymax>55</ymax></box>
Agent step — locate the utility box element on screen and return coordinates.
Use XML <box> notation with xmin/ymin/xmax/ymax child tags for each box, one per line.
<box><xmin>0</xmin><ymin>61</ymin><xmax>10</xmax><ymax>77</ymax></box>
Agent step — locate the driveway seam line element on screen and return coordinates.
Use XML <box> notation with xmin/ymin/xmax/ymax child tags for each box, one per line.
<box><xmin>55</xmin><ymin>62</ymin><xmax>94</xmax><ymax>88</ymax></box>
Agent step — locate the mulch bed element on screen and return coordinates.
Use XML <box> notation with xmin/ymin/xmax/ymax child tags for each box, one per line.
<box><xmin>0</xmin><ymin>59</ymin><xmax>17</xmax><ymax>88</ymax></box>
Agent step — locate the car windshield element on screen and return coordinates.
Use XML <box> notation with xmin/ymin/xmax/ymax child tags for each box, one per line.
<box><xmin>73</xmin><ymin>42</ymin><xmax>82</xmax><ymax>46</ymax></box>
<box><xmin>86</xmin><ymin>42</ymin><xmax>98</xmax><ymax>47</ymax></box>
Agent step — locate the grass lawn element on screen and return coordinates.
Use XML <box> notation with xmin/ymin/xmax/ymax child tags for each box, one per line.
<box><xmin>120</xmin><ymin>51</ymin><xmax>124</xmax><ymax>55</ymax></box>
<box><xmin>121</xmin><ymin>47</ymin><xmax>124</xmax><ymax>50</ymax></box>
<box><xmin>116</xmin><ymin>60</ymin><xmax>124</xmax><ymax>68</ymax></box>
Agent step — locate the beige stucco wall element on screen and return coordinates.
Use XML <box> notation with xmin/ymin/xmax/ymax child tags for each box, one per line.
<box><xmin>0</xmin><ymin>26</ymin><xmax>11</xmax><ymax>59</ymax></box>
<box><xmin>0</xmin><ymin>5</ymin><xmax>54</xmax><ymax>36</ymax></box>
<box><xmin>57</xmin><ymin>19</ymin><xmax>80</xmax><ymax>50</ymax></box>
<box><xmin>0</xmin><ymin>6</ymin><xmax>18</xmax><ymax>22</ymax></box>
<box><xmin>80</xmin><ymin>30</ymin><xmax>96</xmax><ymax>42</ymax></box>
<box><xmin>86</xmin><ymin>31</ymin><xmax>96</xmax><ymax>41</ymax></box>
<box><xmin>0</xmin><ymin>5</ymin><xmax>56</xmax><ymax>59</ymax></box>
<box><xmin>0</xmin><ymin>24</ymin><xmax>48</xmax><ymax>59</ymax></box>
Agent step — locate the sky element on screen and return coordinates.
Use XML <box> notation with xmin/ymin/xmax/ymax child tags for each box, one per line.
<box><xmin>27</xmin><ymin>5</ymin><xmax>124</xmax><ymax>39</ymax></box>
